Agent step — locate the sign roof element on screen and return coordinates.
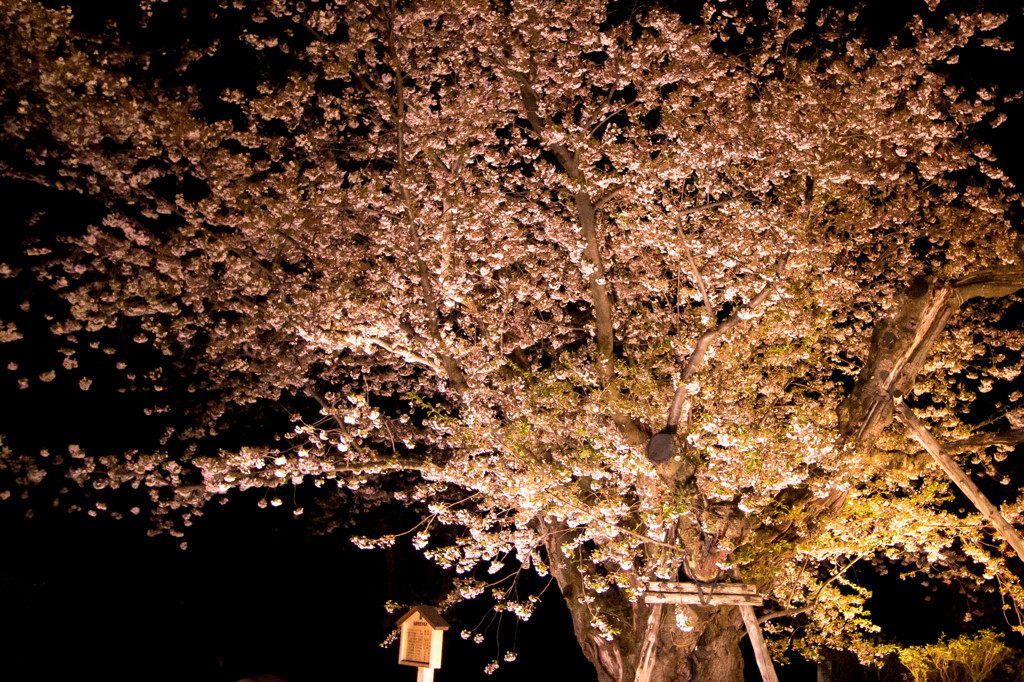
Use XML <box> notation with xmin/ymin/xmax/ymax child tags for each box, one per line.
<box><xmin>397</xmin><ymin>605</ymin><xmax>450</xmax><ymax>630</ymax></box>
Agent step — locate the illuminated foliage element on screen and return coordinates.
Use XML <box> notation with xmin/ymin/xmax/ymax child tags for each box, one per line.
<box><xmin>900</xmin><ymin>629</ymin><xmax>1018</xmax><ymax>682</ymax></box>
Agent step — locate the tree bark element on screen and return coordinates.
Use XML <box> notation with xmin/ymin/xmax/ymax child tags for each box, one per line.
<box><xmin>838</xmin><ymin>269</ymin><xmax>1024</xmax><ymax>443</ymax></box>
<box><xmin>837</xmin><ymin>278</ymin><xmax>955</xmax><ymax>443</ymax></box>
<box><xmin>538</xmin><ymin>518</ymin><xmax>747</xmax><ymax>682</ymax></box>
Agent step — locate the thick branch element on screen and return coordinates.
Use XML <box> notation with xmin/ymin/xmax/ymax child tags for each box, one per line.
<box><xmin>945</xmin><ymin>429</ymin><xmax>1024</xmax><ymax>454</ymax></box>
<box><xmin>953</xmin><ymin>266</ymin><xmax>1024</xmax><ymax>303</ymax></box>
<box><xmin>404</xmin><ymin>216</ymin><xmax>470</xmax><ymax>392</ymax></box>
<box><xmin>634</xmin><ymin>520</ymin><xmax>682</xmax><ymax>682</ymax></box>
<box><xmin>518</xmin><ymin>80</ymin><xmax>578</xmax><ymax>175</ymax></box>
<box><xmin>389</xmin><ymin>9</ymin><xmax>468</xmax><ymax>393</ymax></box>
<box><xmin>518</xmin><ymin>78</ymin><xmax>615</xmax><ymax>385</ymax></box>
<box><xmin>577</xmin><ymin>191</ymin><xmax>616</xmax><ymax>385</ymax></box>
<box><xmin>536</xmin><ymin>518</ymin><xmax>632</xmax><ymax>682</ymax></box>
<box><xmin>633</xmin><ymin>603</ymin><xmax>665</xmax><ymax>682</ymax></box>
<box><xmin>662</xmin><ymin>252</ymin><xmax>789</xmax><ymax>434</ymax></box>
<box><xmin>840</xmin><ymin>268</ymin><xmax>1024</xmax><ymax>444</ymax></box>
<box><xmin>896</xmin><ymin>401</ymin><xmax>1024</xmax><ymax>564</ymax></box>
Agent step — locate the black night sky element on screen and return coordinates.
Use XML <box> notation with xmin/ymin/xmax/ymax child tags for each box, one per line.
<box><xmin>2</xmin><ymin>1</ymin><xmax>1024</xmax><ymax>681</ymax></box>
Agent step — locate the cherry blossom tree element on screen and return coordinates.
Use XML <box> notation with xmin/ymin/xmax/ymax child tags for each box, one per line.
<box><xmin>2</xmin><ymin>0</ymin><xmax>1023</xmax><ymax>679</ymax></box>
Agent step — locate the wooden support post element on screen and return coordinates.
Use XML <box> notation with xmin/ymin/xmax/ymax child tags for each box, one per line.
<box><xmin>740</xmin><ymin>605</ymin><xmax>779</xmax><ymax>682</ymax></box>
<box><xmin>896</xmin><ymin>401</ymin><xmax>1024</xmax><ymax>564</ymax></box>
<box><xmin>416</xmin><ymin>668</ymin><xmax>434</xmax><ymax>682</ymax></box>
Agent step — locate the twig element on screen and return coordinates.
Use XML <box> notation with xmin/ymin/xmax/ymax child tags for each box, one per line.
<box><xmin>593</xmin><ymin>184</ymin><xmax>624</xmax><ymax>210</ymax></box>
<box><xmin>675</xmin><ymin>197</ymin><xmax>737</xmax><ymax>219</ymax></box>
<box><xmin>759</xmin><ymin>553</ymin><xmax>865</xmax><ymax>626</ymax></box>
<box><xmin>587</xmin><ymin>100</ymin><xmax>637</xmax><ymax>137</ymax></box>
<box><xmin>544</xmin><ymin>492</ymin><xmax>684</xmax><ymax>555</ymax></box>
<box><xmin>306</xmin><ymin>386</ymin><xmax>346</xmax><ymax>433</ymax></box>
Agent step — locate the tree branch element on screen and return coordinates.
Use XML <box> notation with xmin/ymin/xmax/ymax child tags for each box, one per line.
<box><xmin>593</xmin><ymin>183</ymin><xmax>623</xmax><ymax>210</ymax></box>
<box><xmin>653</xmin><ymin>252</ymin><xmax>789</xmax><ymax>460</ymax></box>
<box><xmin>757</xmin><ymin>554</ymin><xmax>864</xmax><ymax>625</ymax></box>
<box><xmin>587</xmin><ymin>100</ymin><xmax>637</xmax><ymax>138</ymax></box>
<box><xmin>945</xmin><ymin>429</ymin><xmax>1024</xmax><ymax>454</ymax></box>
<box><xmin>388</xmin><ymin>4</ymin><xmax>469</xmax><ymax>394</ymax></box>
<box><xmin>953</xmin><ymin>266</ymin><xmax>1024</xmax><ymax>304</ymax></box>
<box><xmin>675</xmin><ymin>211</ymin><xmax>713</xmax><ymax>321</ymax></box>
<box><xmin>306</xmin><ymin>386</ymin><xmax>346</xmax><ymax>433</ymax></box>
<box><xmin>342</xmin><ymin>333</ymin><xmax>443</xmax><ymax>373</ymax></box>
<box><xmin>544</xmin><ymin>492</ymin><xmax>685</xmax><ymax>555</ymax></box>
<box><xmin>634</xmin><ymin>519</ymin><xmax>682</xmax><ymax>682</ymax></box>
<box><xmin>517</xmin><ymin>77</ymin><xmax>616</xmax><ymax>386</ymax></box>
<box><xmin>331</xmin><ymin>459</ymin><xmax>434</xmax><ymax>473</ymax></box>
<box><xmin>675</xmin><ymin>197</ymin><xmax>737</xmax><ymax>219</ymax></box>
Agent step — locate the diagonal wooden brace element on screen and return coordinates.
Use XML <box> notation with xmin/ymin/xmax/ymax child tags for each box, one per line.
<box><xmin>896</xmin><ymin>400</ymin><xmax>1024</xmax><ymax>564</ymax></box>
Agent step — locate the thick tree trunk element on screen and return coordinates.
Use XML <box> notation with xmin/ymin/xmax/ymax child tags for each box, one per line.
<box><xmin>571</xmin><ymin>597</ymin><xmax>745</xmax><ymax>682</ymax></box>
<box><xmin>538</xmin><ymin>519</ymin><xmax>746</xmax><ymax>682</ymax></box>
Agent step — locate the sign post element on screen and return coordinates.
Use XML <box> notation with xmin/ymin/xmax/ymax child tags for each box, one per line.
<box><xmin>397</xmin><ymin>605</ymin><xmax>449</xmax><ymax>681</ymax></box>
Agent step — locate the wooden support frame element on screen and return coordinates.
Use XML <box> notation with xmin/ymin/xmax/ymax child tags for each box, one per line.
<box><xmin>741</xmin><ymin>605</ymin><xmax>780</xmax><ymax>682</ymax></box>
<box><xmin>644</xmin><ymin>591</ymin><xmax>763</xmax><ymax>606</ymax></box>
<box><xmin>896</xmin><ymin>401</ymin><xmax>1024</xmax><ymax>563</ymax></box>
<box><xmin>643</xmin><ymin>582</ymin><xmax>763</xmax><ymax>606</ymax></box>
<box><xmin>649</xmin><ymin>581</ymin><xmax>757</xmax><ymax>595</ymax></box>
<box><xmin>643</xmin><ymin>583</ymin><xmax>777</xmax><ymax>682</ymax></box>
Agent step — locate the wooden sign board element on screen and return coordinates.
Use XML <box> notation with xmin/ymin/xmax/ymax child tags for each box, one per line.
<box><xmin>644</xmin><ymin>582</ymin><xmax>763</xmax><ymax>607</ymax></box>
<box><xmin>398</xmin><ymin>605</ymin><xmax>449</xmax><ymax>671</ymax></box>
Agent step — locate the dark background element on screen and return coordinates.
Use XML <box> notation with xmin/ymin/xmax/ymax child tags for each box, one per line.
<box><xmin>0</xmin><ymin>493</ymin><xmax>598</xmax><ymax>681</ymax></box>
